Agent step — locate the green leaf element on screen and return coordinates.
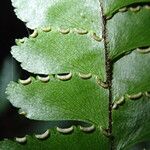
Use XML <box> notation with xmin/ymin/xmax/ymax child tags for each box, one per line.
<box><xmin>12</xmin><ymin>30</ymin><xmax>106</xmax><ymax>79</ymax></box>
<box><xmin>5</xmin><ymin>0</ymin><xmax>150</xmax><ymax>149</ymax></box>
<box><xmin>6</xmin><ymin>75</ymin><xmax>108</xmax><ymax>125</ymax></box>
<box><xmin>107</xmin><ymin>8</ymin><xmax>150</xmax><ymax>59</ymax></box>
<box><xmin>112</xmin><ymin>50</ymin><xmax>150</xmax><ymax>149</ymax></box>
<box><xmin>112</xmin><ymin>50</ymin><xmax>150</xmax><ymax>99</ymax></box>
<box><xmin>102</xmin><ymin>0</ymin><xmax>150</xmax><ymax>16</ymax></box>
<box><xmin>11</xmin><ymin>7</ymin><xmax>150</xmax><ymax>77</ymax></box>
<box><xmin>112</xmin><ymin>95</ymin><xmax>150</xmax><ymax>150</ymax></box>
<box><xmin>0</xmin><ymin>127</ymin><xmax>109</xmax><ymax>150</ymax></box>
<box><xmin>11</xmin><ymin>0</ymin><xmax>102</xmax><ymax>34</ymax></box>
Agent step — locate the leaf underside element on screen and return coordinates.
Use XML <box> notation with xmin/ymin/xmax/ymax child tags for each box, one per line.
<box><xmin>108</xmin><ymin>8</ymin><xmax>150</xmax><ymax>59</ymax></box>
<box><xmin>113</xmin><ymin>95</ymin><xmax>150</xmax><ymax>150</ymax></box>
<box><xmin>12</xmin><ymin>30</ymin><xmax>106</xmax><ymax>80</ymax></box>
<box><xmin>2</xmin><ymin>0</ymin><xmax>150</xmax><ymax>149</ymax></box>
<box><xmin>11</xmin><ymin>0</ymin><xmax>102</xmax><ymax>34</ymax></box>
<box><xmin>102</xmin><ymin>0</ymin><xmax>150</xmax><ymax>16</ymax></box>
<box><xmin>0</xmin><ymin>127</ymin><xmax>109</xmax><ymax>150</ymax></box>
<box><xmin>6</xmin><ymin>75</ymin><xmax>108</xmax><ymax>125</ymax></box>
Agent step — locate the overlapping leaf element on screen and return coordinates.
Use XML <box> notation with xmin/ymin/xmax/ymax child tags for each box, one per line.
<box><xmin>11</xmin><ymin>2</ymin><xmax>150</xmax><ymax>77</ymax></box>
<box><xmin>112</xmin><ymin>50</ymin><xmax>150</xmax><ymax>99</ymax></box>
<box><xmin>102</xmin><ymin>0</ymin><xmax>150</xmax><ymax>16</ymax></box>
<box><xmin>107</xmin><ymin>8</ymin><xmax>150</xmax><ymax>59</ymax></box>
<box><xmin>11</xmin><ymin>0</ymin><xmax>102</xmax><ymax>35</ymax></box>
<box><xmin>0</xmin><ymin>127</ymin><xmax>109</xmax><ymax>150</ymax></box>
<box><xmin>4</xmin><ymin>0</ymin><xmax>150</xmax><ymax>149</ymax></box>
<box><xmin>112</xmin><ymin>95</ymin><xmax>150</xmax><ymax>150</ymax></box>
<box><xmin>12</xmin><ymin>30</ymin><xmax>106</xmax><ymax>79</ymax></box>
<box><xmin>112</xmin><ymin>50</ymin><xmax>150</xmax><ymax>149</ymax></box>
<box><xmin>6</xmin><ymin>75</ymin><xmax>108</xmax><ymax>125</ymax></box>
<box><xmin>11</xmin><ymin>0</ymin><xmax>106</xmax><ymax>79</ymax></box>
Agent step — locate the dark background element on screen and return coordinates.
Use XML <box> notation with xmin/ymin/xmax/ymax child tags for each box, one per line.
<box><xmin>0</xmin><ymin>0</ymin><xmax>29</xmax><ymax>138</ymax></box>
<box><xmin>0</xmin><ymin>0</ymin><xmax>149</xmax><ymax>149</ymax></box>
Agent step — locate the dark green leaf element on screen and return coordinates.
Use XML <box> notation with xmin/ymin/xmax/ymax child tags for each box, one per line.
<box><xmin>0</xmin><ymin>127</ymin><xmax>109</xmax><ymax>150</ymax></box>
<box><xmin>107</xmin><ymin>8</ymin><xmax>150</xmax><ymax>59</ymax></box>
<box><xmin>112</xmin><ymin>50</ymin><xmax>150</xmax><ymax>149</ymax></box>
<box><xmin>102</xmin><ymin>0</ymin><xmax>150</xmax><ymax>16</ymax></box>
<box><xmin>112</xmin><ymin>95</ymin><xmax>150</xmax><ymax>150</ymax></box>
<box><xmin>112</xmin><ymin>50</ymin><xmax>150</xmax><ymax>99</ymax></box>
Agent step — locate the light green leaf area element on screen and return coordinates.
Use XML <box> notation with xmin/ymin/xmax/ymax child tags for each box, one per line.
<box><xmin>0</xmin><ymin>127</ymin><xmax>109</xmax><ymax>150</ymax></box>
<box><xmin>11</xmin><ymin>0</ymin><xmax>102</xmax><ymax>35</ymax></box>
<box><xmin>12</xmin><ymin>30</ymin><xmax>106</xmax><ymax>80</ymax></box>
<box><xmin>112</xmin><ymin>95</ymin><xmax>150</xmax><ymax>150</ymax></box>
<box><xmin>107</xmin><ymin>8</ymin><xmax>150</xmax><ymax>59</ymax></box>
<box><xmin>102</xmin><ymin>0</ymin><xmax>150</xmax><ymax>16</ymax></box>
<box><xmin>112</xmin><ymin>50</ymin><xmax>150</xmax><ymax>99</ymax></box>
<box><xmin>6</xmin><ymin>75</ymin><xmax>108</xmax><ymax>125</ymax></box>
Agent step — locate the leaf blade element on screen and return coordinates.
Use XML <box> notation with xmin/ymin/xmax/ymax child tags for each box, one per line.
<box><xmin>12</xmin><ymin>0</ymin><xmax>102</xmax><ymax>35</ymax></box>
<box><xmin>112</xmin><ymin>50</ymin><xmax>150</xmax><ymax>99</ymax></box>
<box><xmin>12</xmin><ymin>30</ymin><xmax>106</xmax><ymax>79</ymax></box>
<box><xmin>107</xmin><ymin>8</ymin><xmax>150</xmax><ymax>59</ymax></box>
<box><xmin>102</xmin><ymin>0</ymin><xmax>150</xmax><ymax>16</ymax></box>
<box><xmin>112</xmin><ymin>50</ymin><xmax>150</xmax><ymax>149</ymax></box>
<box><xmin>0</xmin><ymin>127</ymin><xmax>109</xmax><ymax>150</ymax></box>
<box><xmin>6</xmin><ymin>75</ymin><xmax>108</xmax><ymax>125</ymax></box>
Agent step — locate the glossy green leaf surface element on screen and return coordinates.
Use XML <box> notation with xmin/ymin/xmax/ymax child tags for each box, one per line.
<box><xmin>112</xmin><ymin>50</ymin><xmax>150</xmax><ymax>99</ymax></box>
<box><xmin>0</xmin><ymin>127</ymin><xmax>109</xmax><ymax>150</ymax></box>
<box><xmin>112</xmin><ymin>50</ymin><xmax>150</xmax><ymax>149</ymax></box>
<box><xmin>112</xmin><ymin>95</ymin><xmax>150</xmax><ymax>150</ymax></box>
<box><xmin>6</xmin><ymin>75</ymin><xmax>108</xmax><ymax>125</ymax></box>
<box><xmin>12</xmin><ymin>30</ymin><xmax>106</xmax><ymax>80</ymax></box>
<box><xmin>102</xmin><ymin>0</ymin><xmax>150</xmax><ymax>16</ymax></box>
<box><xmin>11</xmin><ymin>0</ymin><xmax>102</xmax><ymax>35</ymax></box>
<box><xmin>107</xmin><ymin>8</ymin><xmax>150</xmax><ymax>59</ymax></box>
